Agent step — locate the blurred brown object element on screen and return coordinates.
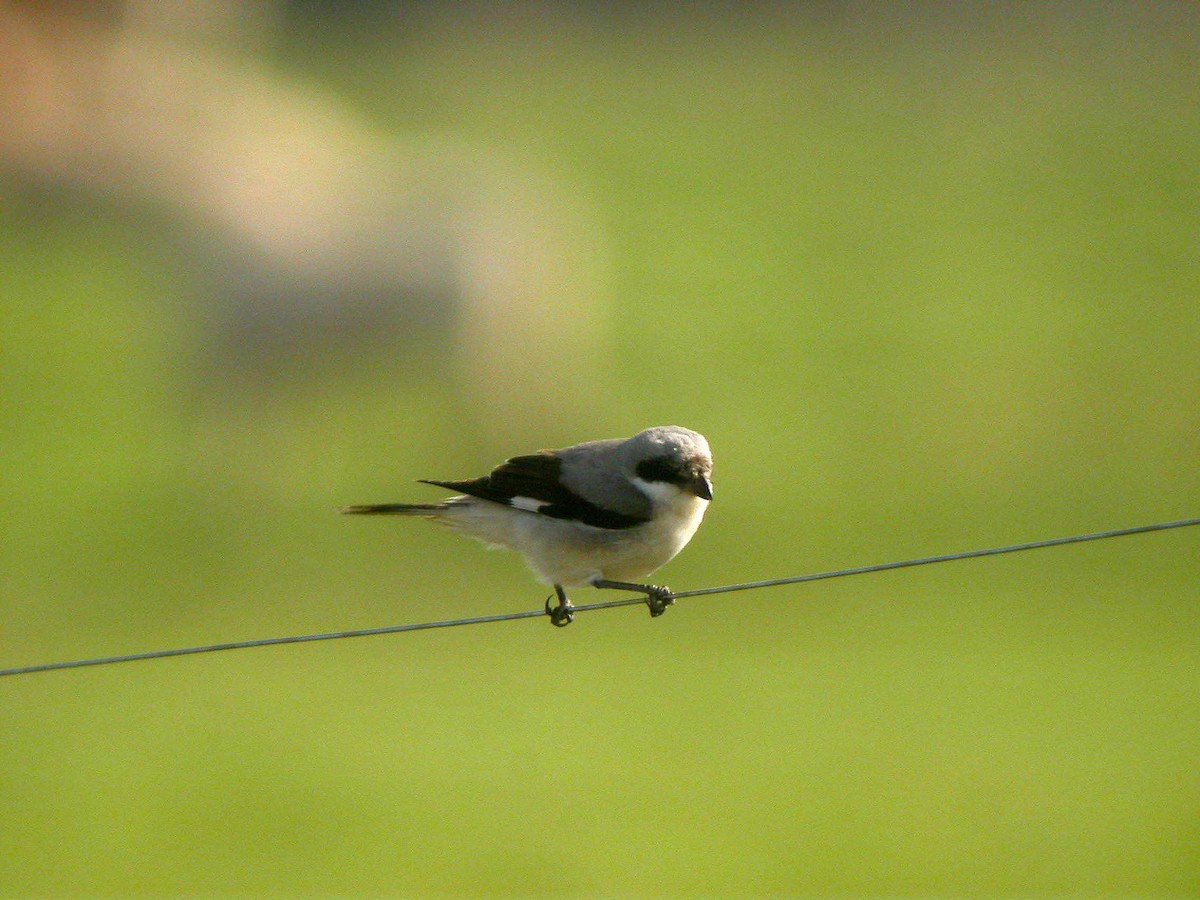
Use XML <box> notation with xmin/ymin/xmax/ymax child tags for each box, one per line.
<box><xmin>0</xmin><ymin>0</ymin><xmax>611</xmax><ymax>436</ymax></box>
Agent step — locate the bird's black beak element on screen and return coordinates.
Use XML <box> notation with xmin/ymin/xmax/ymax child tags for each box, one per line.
<box><xmin>691</xmin><ymin>475</ymin><xmax>714</xmax><ymax>501</ymax></box>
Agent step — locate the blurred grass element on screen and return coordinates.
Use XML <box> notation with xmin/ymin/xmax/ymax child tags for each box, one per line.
<box><xmin>3</xmin><ymin>5</ymin><xmax>1199</xmax><ymax>897</ymax></box>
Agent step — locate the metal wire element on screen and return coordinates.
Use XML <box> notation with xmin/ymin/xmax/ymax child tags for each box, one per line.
<box><xmin>2</xmin><ymin>517</ymin><xmax>1196</xmax><ymax>678</ymax></box>
<box><xmin>670</xmin><ymin>517</ymin><xmax>1200</xmax><ymax>598</ymax></box>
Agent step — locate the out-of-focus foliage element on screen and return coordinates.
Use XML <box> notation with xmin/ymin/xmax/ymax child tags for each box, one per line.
<box><xmin>2</xmin><ymin>4</ymin><xmax>1198</xmax><ymax>896</ymax></box>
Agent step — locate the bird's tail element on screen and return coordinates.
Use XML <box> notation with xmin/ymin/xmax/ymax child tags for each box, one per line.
<box><xmin>339</xmin><ymin>503</ymin><xmax>447</xmax><ymax>516</ymax></box>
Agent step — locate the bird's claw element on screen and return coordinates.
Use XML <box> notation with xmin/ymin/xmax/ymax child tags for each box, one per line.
<box><xmin>645</xmin><ymin>586</ymin><xmax>675</xmax><ymax>618</ymax></box>
<box><xmin>545</xmin><ymin>594</ymin><xmax>575</xmax><ymax>627</ymax></box>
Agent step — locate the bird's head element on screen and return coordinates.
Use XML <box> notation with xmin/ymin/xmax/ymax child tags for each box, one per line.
<box><xmin>624</xmin><ymin>426</ymin><xmax>713</xmax><ymax>503</ymax></box>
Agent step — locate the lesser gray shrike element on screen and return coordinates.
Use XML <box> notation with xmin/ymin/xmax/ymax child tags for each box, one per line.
<box><xmin>341</xmin><ymin>426</ymin><xmax>713</xmax><ymax>626</ymax></box>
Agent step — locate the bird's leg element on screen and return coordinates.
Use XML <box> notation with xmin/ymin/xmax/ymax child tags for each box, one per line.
<box><xmin>545</xmin><ymin>584</ymin><xmax>575</xmax><ymax>627</ymax></box>
<box><xmin>592</xmin><ymin>579</ymin><xmax>675</xmax><ymax>618</ymax></box>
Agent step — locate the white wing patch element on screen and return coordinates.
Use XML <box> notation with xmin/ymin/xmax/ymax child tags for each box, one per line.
<box><xmin>509</xmin><ymin>495</ymin><xmax>550</xmax><ymax>513</ymax></box>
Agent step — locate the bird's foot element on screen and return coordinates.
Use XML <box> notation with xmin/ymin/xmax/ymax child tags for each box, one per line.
<box><xmin>545</xmin><ymin>585</ymin><xmax>575</xmax><ymax>627</ymax></box>
<box><xmin>592</xmin><ymin>578</ymin><xmax>676</xmax><ymax>618</ymax></box>
<box><xmin>645</xmin><ymin>585</ymin><xmax>675</xmax><ymax>618</ymax></box>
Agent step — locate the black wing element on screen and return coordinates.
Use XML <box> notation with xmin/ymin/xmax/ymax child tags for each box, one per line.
<box><xmin>421</xmin><ymin>452</ymin><xmax>648</xmax><ymax>530</ymax></box>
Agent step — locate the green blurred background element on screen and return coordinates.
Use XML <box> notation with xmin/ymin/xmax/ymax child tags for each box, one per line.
<box><xmin>2</xmin><ymin>3</ymin><xmax>1198</xmax><ymax>896</ymax></box>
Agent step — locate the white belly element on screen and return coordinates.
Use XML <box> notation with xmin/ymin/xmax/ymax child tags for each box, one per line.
<box><xmin>511</xmin><ymin>491</ymin><xmax>709</xmax><ymax>586</ymax></box>
<box><xmin>437</xmin><ymin>491</ymin><xmax>710</xmax><ymax>587</ymax></box>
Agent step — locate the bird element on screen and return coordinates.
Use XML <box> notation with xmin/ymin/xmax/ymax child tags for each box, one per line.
<box><xmin>340</xmin><ymin>426</ymin><xmax>713</xmax><ymax>626</ymax></box>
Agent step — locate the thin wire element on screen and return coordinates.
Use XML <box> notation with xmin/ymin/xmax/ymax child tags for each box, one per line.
<box><xmin>2</xmin><ymin>517</ymin><xmax>1196</xmax><ymax>678</ymax></box>
<box><xmin>0</xmin><ymin>609</ymin><xmax>548</xmax><ymax>678</ymax></box>
<box><xmin>670</xmin><ymin>517</ymin><xmax>1200</xmax><ymax>599</ymax></box>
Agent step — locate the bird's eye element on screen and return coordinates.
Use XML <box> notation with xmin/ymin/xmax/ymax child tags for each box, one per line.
<box><xmin>636</xmin><ymin>456</ymin><xmax>681</xmax><ymax>484</ymax></box>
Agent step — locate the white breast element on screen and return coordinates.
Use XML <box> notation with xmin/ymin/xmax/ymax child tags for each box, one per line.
<box><xmin>549</xmin><ymin>480</ymin><xmax>709</xmax><ymax>585</ymax></box>
<box><xmin>434</xmin><ymin>482</ymin><xmax>710</xmax><ymax>588</ymax></box>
